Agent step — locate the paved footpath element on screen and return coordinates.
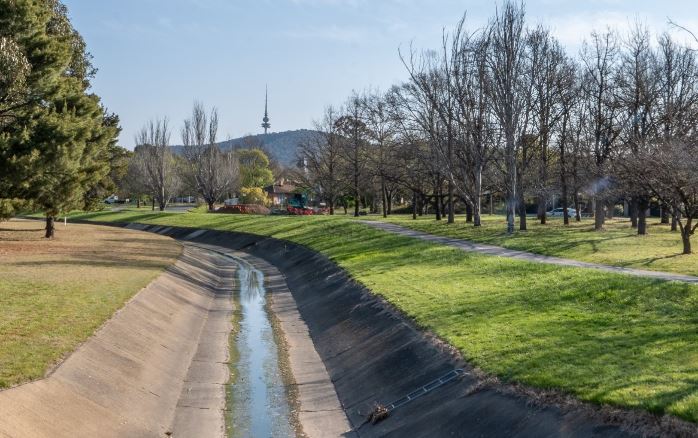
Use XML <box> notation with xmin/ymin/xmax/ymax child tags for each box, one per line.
<box><xmin>360</xmin><ymin>220</ymin><xmax>698</xmax><ymax>284</ymax></box>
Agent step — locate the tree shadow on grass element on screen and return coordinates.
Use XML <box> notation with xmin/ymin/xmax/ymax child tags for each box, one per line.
<box><xmin>7</xmin><ymin>238</ymin><xmax>180</xmax><ymax>270</ymax></box>
<box><xmin>625</xmin><ymin>253</ymin><xmax>686</xmax><ymax>268</ymax></box>
<box><xmin>485</xmin><ymin>314</ymin><xmax>698</xmax><ymax>421</ymax></box>
<box><xmin>9</xmin><ymin>258</ymin><xmax>175</xmax><ymax>270</ymax></box>
<box><xmin>0</xmin><ymin>227</ymin><xmax>44</xmax><ymax>232</ymax></box>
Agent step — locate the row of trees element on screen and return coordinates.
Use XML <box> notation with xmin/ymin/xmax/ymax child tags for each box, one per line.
<box><xmin>124</xmin><ymin>102</ymin><xmax>275</xmax><ymax>212</ymax></box>
<box><xmin>0</xmin><ymin>0</ymin><xmax>124</xmax><ymax>237</ymax></box>
<box><xmin>297</xmin><ymin>2</ymin><xmax>698</xmax><ymax>253</ymax></box>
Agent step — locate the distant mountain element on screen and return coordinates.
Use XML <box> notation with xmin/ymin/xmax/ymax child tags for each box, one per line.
<box><xmin>171</xmin><ymin>129</ymin><xmax>321</xmax><ymax>167</ymax></box>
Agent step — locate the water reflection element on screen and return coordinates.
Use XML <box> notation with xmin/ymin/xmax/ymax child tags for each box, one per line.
<box><xmin>229</xmin><ymin>260</ymin><xmax>295</xmax><ymax>438</ymax></box>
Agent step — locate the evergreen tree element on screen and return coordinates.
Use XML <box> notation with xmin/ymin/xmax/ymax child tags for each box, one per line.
<box><xmin>0</xmin><ymin>0</ymin><xmax>118</xmax><ymax>237</ymax></box>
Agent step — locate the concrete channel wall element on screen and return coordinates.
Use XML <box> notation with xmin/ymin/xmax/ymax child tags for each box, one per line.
<box><xmin>0</xmin><ymin>244</ymin><xmax>234</xmax><ymax>438</ymax></box>
<box><xmin>123</xmin><ymin>223</ymin><xmax>642</xmax><ymax>438</ymax></box>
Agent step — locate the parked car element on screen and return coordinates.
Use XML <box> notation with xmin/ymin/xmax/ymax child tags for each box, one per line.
<box><xmin>547</xmin><ymin>207</ymin><xmax>577</xmax><ymax>217</ymax></box>
<box><xmin>175</xmin><ymin>196</ymin><xmax>195</xmax><ymax>203</ymax></box>
<box><xmin>104</xmin><ymin>195</ymin><xmax>119</xmax><ymax>204</ymax></box>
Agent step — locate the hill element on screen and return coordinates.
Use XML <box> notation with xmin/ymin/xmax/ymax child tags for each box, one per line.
<box><xmin>171</xmin><ymin>129</ymin><xmax>320</xmax><ymax>167</ymax></box>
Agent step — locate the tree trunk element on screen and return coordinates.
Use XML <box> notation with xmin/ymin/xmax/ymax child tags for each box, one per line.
<box><xmin>518</xmin><ymin>194</ymin><xmax>527</xmax><ymax>231</ymax></box>
<box><xmin>489</xmin><ymin>193</ymin><xmax>494</xmax><ymax>215</ymax></box>
<box><xmin>682</xmin><ymin>231</ymin><xmax>692</xmax><ymax>254</ymax></box>
<box><xmin>637</xmin><ymin>197</ymin><xmax>649</xmax><ymax>236</ymax></box>
<box><xmin>353</xmin><ymin>171</ymin><xmax>360</xmax><ymax>217</ymax></box>
<box><xmin>574</xmin><ymin>192</ymin><xmax>581</xmax><ymax>222</ymax></box>
<box><xmin>630</xmin><ymin>198</ymin><xmax>638</xmax><ymax>228</ymax></box>
<box><xmin>45</xmin><ymin>216</ymin><xmax>55</xmax><ymax>239</ymax></box>
<box><xmin>473</xmin><ymin>169</ymin><xmax>482</xmax><ymax>227</ymax></box>
<box><xmin>381</xmin><ymin>178</ymin><xmax>387</xmax><ymax>218</ymax></box>
<box><xmin>136</xmin><ymin>197</ymin><xmax>141</xmax><ymax>209</ymax></box>
<box><xmin>466</xmin><ymin>203</ymin><xmax>473</xmax><ymax>223</ymax></box>
<box><xmin>505</xmin><ymin>134</ymin><xmax>516</xmax><ymax>234</ymax></box>
<box><xmin>447</xmin><ymin>181</ymin><xmax>455</xmax><ymax>224</ymax></box>
<box><xmin>537</xmin><ymin>197</ymin><xmax>546</xmax><ymax>224</ymax></box>
<box><xmin>412</xmin><ymin>191</ymin><xmax>417</xmax><ymax>220</ymax></box>
<box><xmin>594</xmin><ymin>198</ymin><xmax>605</xmax><ymax>230</ymax></box>
<box><xmin>561</xmin><ymin>176</ymin><xmax>569</xmax><ymax>226</ymax></box>
<box><xmin>681</xmin><ymin>218</ymin><xmax>692</xmax><ymax>254</ymax></box>
<box><xmin>672</xmin><ymin>208</ymin><xmax>679</xmax><ymax>232</ymax></box>
<box><xmin>660</xmin><ymin>205</ymin><xmax>670</xmax><ymax>224</ymax></box>
<box><xmin>605</xmin><ymin>201</ymin><xmax>614</xmax><ymax>219</ymax></box>
<box><xmin>208</xmin><ymin>201</ymin><xmax>215</xmax><ymax>211</ymax></box>
<box><xmin>151</xmin><ymin>197</ymin><xmax>155</xmax><ymax>211</ymax></box>
<box><xmin>329</xmin><ymin>200</ymin><xmax>334</xmax><ymax>215</ymax></box>
<box><xmin>435</xmin><ymin>193</ymin><xmax>442</xmax><ymax>221</ymax></box>
<box><xmin>439</xmin><ymin>186</ymin><xmax>446</xmax><ymax>219</ymax></box>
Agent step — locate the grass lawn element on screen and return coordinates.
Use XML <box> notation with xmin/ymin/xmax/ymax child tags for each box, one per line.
<box><xmin>0</xmin><ymin>219</ymin><xmax>180</xmax><ymax>388</ymax></box>
<box><xmin>68</xmin><ymin>209</ymin><xmax>698</xmax><ymax>422</ymax></box>
<box><xmin>371</xmin><ymin>214</ymin><xmax>698</xmax><ymax>276</ymax></box>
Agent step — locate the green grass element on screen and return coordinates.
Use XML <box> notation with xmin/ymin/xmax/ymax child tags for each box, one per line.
<box><xmin>371</xmin><ymin>214</ymin><xmax>698</xmax><ymax>276</ymax></box>
<box><xmin>0</xmin><ymin>219</ymin><xmax>180</xmax><ymax>388</ymax></box>
<box><xmin>70</xmin><ymin>208</ymin><xmax>698</xmax><ymax>422</ymax></box>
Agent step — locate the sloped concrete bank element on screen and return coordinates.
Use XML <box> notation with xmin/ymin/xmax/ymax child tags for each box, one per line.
<box><xmin>0</xmin><ymin>244</ymin><xmax>234</xmax><ymax>438</ymax></box>
<box><xmin>107</xmin><ymin>222</ymin><xmax>691</xmax><ymax>438</ymax></box>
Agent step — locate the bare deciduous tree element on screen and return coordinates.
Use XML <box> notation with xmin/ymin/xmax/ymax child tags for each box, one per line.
<box><xmin>133</xmin><ymin>117</ymin><xmax>179</xmax><ymax>211</ymax></box>
<box><xmin>297</xmin><ymin>106</ymin><xmax>345</xmax><ymax>214</ymax></box>
<box><xmin>579</xmin><ymin>29</ymin><xmax>621</xmax><ymax>230</ymax></box>
<box><xmin>621</xmin><ymin>139</ymin><xmax>698</xmax><ymax>253</ymax></box>
<box><xmin>336</xmin><ymin>94</ymin><xmax>368</xmax><ymax>217</ymax></box>
<box><xmin>182</xmin><ymin>102</ymin><xmax>238</xmax><ymax>211</ymax></box>
<box><xmin>486</xmin><ymin>2</ymin><xmax>530</xmax><ymax>233</ymax></box>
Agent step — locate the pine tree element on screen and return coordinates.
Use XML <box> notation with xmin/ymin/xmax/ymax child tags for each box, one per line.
<box><xmin>0</xmin><ymin>0</ymin><xmax>119</xmax><ymax>237</ymax></box>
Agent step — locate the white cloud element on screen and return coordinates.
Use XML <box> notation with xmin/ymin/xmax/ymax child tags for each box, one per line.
<box><xmin>543</xmin><ymin>11</ymin><xmax>698</xmax><ymax>52</ymax></box>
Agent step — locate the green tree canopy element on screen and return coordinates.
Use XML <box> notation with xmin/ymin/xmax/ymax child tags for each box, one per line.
<box><xmin>238</xmin><ymin>148</ymin><xmax>274</xmax><ymax>188</ymax></box>
<box><xmin>0</xmin><ymin>0</ymin><xmax>119</xmax><ymax>236</ymax></box>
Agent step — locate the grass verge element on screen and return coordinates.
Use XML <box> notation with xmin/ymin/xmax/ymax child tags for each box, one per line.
<box><xmin>372</xmin><ymin>214</ymin><xmax>698</xmax><ymax>277</ymax></box>
<box><xmin>69</xmin><ymin>209</ymin><xmax>698</xmax><ymax>422</ymax></box>
<box><xmin>0</xmin><ymin>218</ymin><xmax>180</xmax><ymax>388</ymax></box>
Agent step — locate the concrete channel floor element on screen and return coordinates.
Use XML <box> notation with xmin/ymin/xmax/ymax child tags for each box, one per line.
<box><xmin>184</xmin><ymin>242</ymin><xmax>353</xmax><ymax>438</ymax></box>
<box><xmin>360</xmin><ymin>220</ymin><xmax>698</xmax><ymax>284</ymax></box>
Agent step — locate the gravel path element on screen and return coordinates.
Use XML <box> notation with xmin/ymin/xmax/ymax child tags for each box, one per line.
<box><xmin>360</xmin><ymin>220</ymin><xmax>698</xmax><ymax>284</ymax></box>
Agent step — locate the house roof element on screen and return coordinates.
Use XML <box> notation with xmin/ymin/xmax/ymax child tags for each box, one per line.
<box><xmin>265</xmin><ymin>183</ymin><xmax>297</xmax><ymax>194</ymax></box>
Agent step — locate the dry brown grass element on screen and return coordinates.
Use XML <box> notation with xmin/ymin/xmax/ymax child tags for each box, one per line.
<box><xmin>0</xmin><ymin>219</ymin><xmax>181</xmax><ymax>388</ymax></box>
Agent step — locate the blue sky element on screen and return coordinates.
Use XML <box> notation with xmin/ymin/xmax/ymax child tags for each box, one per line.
<box><xmin>61</xmin><ymin>0</ymin><xmax>697</xmax><ymax>148</ymax></box>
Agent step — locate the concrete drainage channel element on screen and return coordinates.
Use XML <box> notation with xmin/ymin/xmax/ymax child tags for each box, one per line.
<box><xmin>174</xmin><ymin>239</ymin><xmax>351</xmax><ymax>438</ymax></box>
<box><xmin>11</xmin><ymin>219</ymin><xmax>651</xmax><ymax>437</ymax></box>
<box><xmin>225</xmin><ymin>253</ymin><xmax>296</xmax><ymax>437</ymax></box>
<box><xmin>113</xmin><ymin>223</ymin><xmax>646</xmax><ymax>438</ymax></box>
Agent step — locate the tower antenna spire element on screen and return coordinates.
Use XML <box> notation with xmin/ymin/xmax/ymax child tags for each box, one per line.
<box><xmin>261</xmin><ymin>85</ymin><xmax>271</xmax><ymax>135</ymax></box>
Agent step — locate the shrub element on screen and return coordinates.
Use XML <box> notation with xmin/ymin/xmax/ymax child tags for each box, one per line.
<box><xmin>239</xmin><ymin>187</ymin><xmax>270</xmax><ymax>206</ymax></box>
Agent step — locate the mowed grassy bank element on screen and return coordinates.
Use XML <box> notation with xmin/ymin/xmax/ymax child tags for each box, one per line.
<box><xmin>0</xmin><ymin>219</ymin><xmax>180</xmax><ymax>388</ymax></box>
<box><xmin>72</xmin><ymin>209</ymin><xmax>698</xmax><ymax>422</ymax></box>
<box><xmin>375</xmin><ymin>214</ymin><xmax>698</xmax><ymax>276</ymax></box>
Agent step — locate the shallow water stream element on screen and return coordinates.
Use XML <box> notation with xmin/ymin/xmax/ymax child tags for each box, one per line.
<box><xmin>228</xmin><ymin>259</ymin><xmax>295</xmax><ymax>438</ymax></box>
